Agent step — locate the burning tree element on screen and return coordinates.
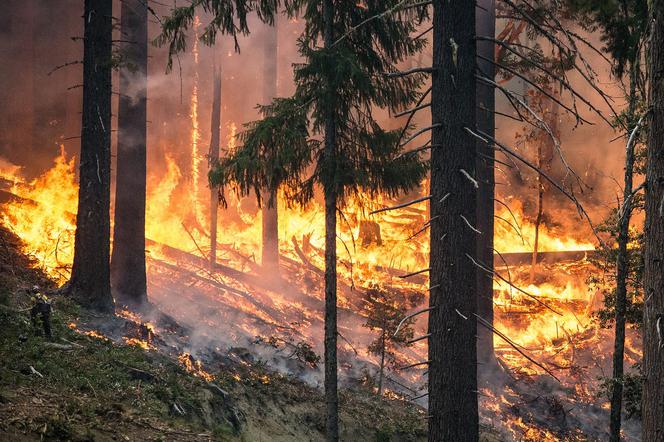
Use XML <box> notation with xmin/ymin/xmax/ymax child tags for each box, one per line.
<box><xmin>63</xmin><ymin>0</ymin><xmax>114</xmax><ymax>313</ymax></box>
<box><xmin>361</xmin><ymin>285</ymin><xmax>423</xmax><ymax>397</ymax></box>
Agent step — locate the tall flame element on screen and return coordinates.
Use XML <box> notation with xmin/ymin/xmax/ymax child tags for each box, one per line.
<box><xmin>0</xmin><ymin>147</ymin><xmax>77</xmax><ymax>282</ymax></box>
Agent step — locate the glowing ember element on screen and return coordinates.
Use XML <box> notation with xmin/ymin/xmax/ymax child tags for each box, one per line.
<box><xmin>178</xmin><ymin>353</ymin><xmax>214</xmax><ymax>381</ymax></box>
<box><xmin>123</xmin><ymin>337</ymin><xmax>153</xmax><ymax>350</ymax></box>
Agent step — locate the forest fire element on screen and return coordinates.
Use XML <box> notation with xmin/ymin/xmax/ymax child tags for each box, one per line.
<box><xmin>0</xmin><ymin>140</ymin><xmax>633</xmax><ymax>440</ymax></box>
<box><xmin>2</xmin><ymin>1</ymin><xmax>661</xmax><ymax>440</ymax></box>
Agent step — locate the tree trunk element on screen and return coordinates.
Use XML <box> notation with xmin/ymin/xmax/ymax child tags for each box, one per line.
<box><xmin>428</xmin><ymin>1</ymin><xmax>478</xmax><ymax>441</ymax></box>
<box><xmin>261</xmin><ymin>19</ymin><xmax>279</xmax><ymax>273</ymax></box>
<box><xmin>209</xmin><ymin>56</ymin><xmax>222</xmax><ymax>269</ymax></box>
<box><xmin>64</xmin><ymin>0</ymin><xmax>82</xmax><ymax>154</ymax></box>
<box><xmin>609</xmin><ymin>62</ymin><xmax>639</xmax><ymax>442</ymax></box>
<box><xmin>378</xmin><ymin>325</ymin><xmax>386</xmax><ymax>396</ymax></box>
<box><xmin>322</xmin><ymin>2</ymin><xmax>338</xmax><ymax>440</ymax></box>
<box><xmin>475</xmin><ymin>0</ymin><xmax>496</xmax><ymax>369</ymax></box>
<box><xmin>66</xmin><ymin>0</ymin><xmax>114</xmax><ymax>313</ymax></box>
<box><xmin>111</xmin><ymin>0</ymin><xmax>148</xmax><ymax>307</ymax></box>
<box><xmin>530</xmin><ymin>142</ymin><xmax>544</xmax><ymax>282</ymax></box>
<box><xmin>643</xmin><ymin>2</ymin><xmax>664</xmax><ymax>440</ymax></box>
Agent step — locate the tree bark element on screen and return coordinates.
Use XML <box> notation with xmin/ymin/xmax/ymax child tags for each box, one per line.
<box><xmin>475</xmin><ymin>0</ymin><xmax>496</xmax><ymax>369</ymax></box>
<box><xmin>322</xmin><ymin>1</ymin><xmax>338</xmax><ymax>440</ymax></box>
<box><xmin>111</xmin><ymin>0</ymin><xmax>148</xmax><ymax>307</ymax></box>
<box><xmin>643</xmin><ymin>2</ymin><xmax>664</xmax><ymax>440</ymax></box>
<box><xmin>609</xmin><ymin>61</ymin><xmax>639</xmax><ymax>442</ymax></box>
<box><xmin>261</xmin><ymin>18</ymin><xmax>279</xmax><ymax>273</ymax></box>
<box><xmin>378</xmin><ymin>325</ymin><xmax>386</xmax><ymax>396</ymax></box>
<box><xmin>66</xmin><ymin>0</ymin><xmax>114</xmax><ymax>313</ymax></box>
<box><xmin>530</xmin><ymin>139</ymin><xmax>544</xmax><ymax>281</ymax></box>
<box><xmin>428</xmin><ymin>1</ymin><xmax>479</xmax><ymax>441</ymax></box>
<box><xmin>209</xmin><ymin>55</ymin><xmax>222</xmax><ymax>269</ymax></box>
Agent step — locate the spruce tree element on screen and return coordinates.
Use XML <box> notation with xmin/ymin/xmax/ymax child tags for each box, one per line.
<box><xmin>209</xmin><ymin>3</ymin><xmax>428</xmax><ymax>439</ymax></box>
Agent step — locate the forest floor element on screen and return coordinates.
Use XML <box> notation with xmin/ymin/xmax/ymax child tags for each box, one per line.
<box><xmin>0</xmin><ymin>226</ymin><xmax>503</xmax><ymax>442</ymax></box>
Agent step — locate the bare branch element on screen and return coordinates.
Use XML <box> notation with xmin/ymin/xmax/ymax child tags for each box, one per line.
<box><xmin>394</xmin><ymin>306</ymin><xmax>436</xmax><ymax>337</ymax></box>
<box><xmin>465</xmin><ymin>253</ymin><xmax>563</xmax><ymax>315</ymax></box>
<box><xmin>370</xmin><ymin>195</ymin><xmax>431</xmax><ymax>215</ymax></box>
<box><xmin>399</xmin><ymin>267</ymin><xmax>431</xmax><ymax>279</ymax></box>
<box><xmin>394</xmin><ymin>102</ymin><xmax>431</xmax><ymax>118</ymax></box>
<box><xmin>385</xmin><ymin>66</ymin><xmax>434</xmax><ymax>77</ymax></box>
<box><xmin>400</xmin><ymin>124</ymin><xmax>442</xmax><ymax>148</ymax></box>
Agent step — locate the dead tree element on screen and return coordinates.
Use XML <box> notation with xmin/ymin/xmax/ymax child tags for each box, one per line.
<box><xmin>65</xmin><ymin>0</ymin><xmax>114</xmax><ymax>312</ymax></box>
<box><xmin>643</xmin><ymin>1</ymin><xmax>664</xmax><ymax>439</ymax></box>
<box><xmin>428</xmin><ymin>1</ymin><xmax>479</xmax><ymax>440</ymax></box>
<box><xmin>111</xmin><ymin>0</ymin><xmax>148</xmax><ymax>307</ymax></box>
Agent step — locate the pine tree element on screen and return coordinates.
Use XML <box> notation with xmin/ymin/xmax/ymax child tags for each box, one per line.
<box><xmin>643</xmin><ymin>0</ymin><xmax>664</xmax><ymax>439</ymax></box>
<box><xmin>111</xmin><ymin>0</ymin><xmax>148</xmax><ymax>308</ymax></box>
<box><xmin>64</xmin><ymin>0</ymin><xmax>114</xmax><ymax>312</ymax></box>
<box><xmin>210</xmin><ymin>3</ymin><xmax>427</xmax><ymax>439</ymax></box>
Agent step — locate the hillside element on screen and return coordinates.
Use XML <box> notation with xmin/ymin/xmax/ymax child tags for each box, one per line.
<box><xmin>0</xmin><ymin>226</ymin><xmax>500</xmax><ymax>441</ymax></box>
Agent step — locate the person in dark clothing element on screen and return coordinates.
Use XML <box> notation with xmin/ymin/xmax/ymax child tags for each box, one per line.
<box><xmin>30</xmin><ymin>286</ymin><xmax>52</xmax><ymax>340</ymax></box>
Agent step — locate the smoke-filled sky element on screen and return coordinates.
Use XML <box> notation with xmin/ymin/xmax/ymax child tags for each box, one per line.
<box><xmin>0</xmin><ymin>0</ymin><xmax>631</xmax><ymax>231</ymax></box>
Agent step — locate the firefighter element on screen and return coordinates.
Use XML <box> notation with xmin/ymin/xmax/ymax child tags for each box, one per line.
<box><xmin>30</xmin><ymin>286</ymin><xmax>53</xmax><ymax>341</ymax></box>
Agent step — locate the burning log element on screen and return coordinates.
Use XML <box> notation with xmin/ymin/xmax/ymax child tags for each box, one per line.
<box><xmin>291</xmin><ymin>235</ymin><xmax>324</xmax><ymax>276</ymax></box>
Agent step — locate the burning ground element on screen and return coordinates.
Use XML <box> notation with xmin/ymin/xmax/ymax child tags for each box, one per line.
<box><xmin>0</xmin><ymin>142</ymin><xmax>643</xmax><ymax>441</ymax></box>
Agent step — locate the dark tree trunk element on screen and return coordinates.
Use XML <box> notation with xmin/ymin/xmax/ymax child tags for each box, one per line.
<box><xmin>643</xmin><ymin>2</ymin><xmax>664</xmax><ymax>440</ymax></box>
<box><xmin>64</xmin><ymin>0</ymin><xmax>82</xmax><ymax>153</ymax></box>
<box><xmin>378</xmin><ymin>325</ymin><xmax>386</xmax><ymax>396</ymax></box>
<box><xmin>609</xmin><ymin>63</ymin><xmax>639</xmax><ymax>442</ymax></box>
<box><xmin>261</xmin><ymin>19</ymin><xmax>279</xmax><ymax>272</ymax></box>
<box><xmin>530</xmin><ymin>140</ymin><xmax>544</xmax><ymax>281</ymax></box>
<box><xmin>111</xmin><ymin>0</ymin><xmax>148</xmax><ymax>307</ymax></box>
<box><xmin>209</xmin><ymin>57</ymin><xmax>222</xmax><ymax>270</ymax></box>
<box><xmin>475</xmin><ymin>0</ymin><xmax>496</xmax><ymax>369</ymax></box>
<box><xmin>322</xmin><ymin>1</ymin><xmax>338</xmax><ymax>440</ymax></box>
<box><xmin>428</xmin><ymin>1</ymin><xmax>478</xmax><ymax>441</ymax></box>
<box><xmin>530</xmin><ymin>88</ymin><xmax>557</xmax><ymax>283</ymax></box>
<box><xmin>66</xmin><ymin>0</ymin><xmax>114</xmax><ymax>313</ymax></box>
